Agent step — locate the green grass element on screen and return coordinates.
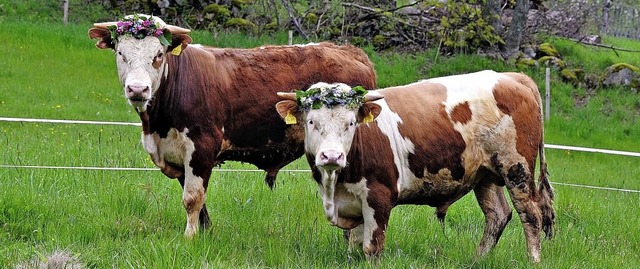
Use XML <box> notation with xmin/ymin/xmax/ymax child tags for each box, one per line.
<box><xmin>1</xmin><ymin>19</ymin><xmax>639</xmax><ymax>268</ymax></box>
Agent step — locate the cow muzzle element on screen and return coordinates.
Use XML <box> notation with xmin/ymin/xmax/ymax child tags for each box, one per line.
<box><xmin>125</xmin><ymin>85</ymin><xmax>151</xmax><ymax>108</ymax></box>
<box><xmin>316</xmin><ymin>149</ymin><xmax>346</xmax><ymax>170</ymax></box>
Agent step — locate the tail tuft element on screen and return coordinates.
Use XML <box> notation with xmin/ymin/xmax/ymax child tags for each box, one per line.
<box><xmin>538</xmin><ymin>157</ymin><xmax>555</xmax><ymax>239</ymax></box>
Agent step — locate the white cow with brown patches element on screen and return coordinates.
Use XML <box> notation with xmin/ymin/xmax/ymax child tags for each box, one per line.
<box><xmin>276</xmin><ymin>71</ymin><xmax>555</xmax><ymax>262</ymax></box>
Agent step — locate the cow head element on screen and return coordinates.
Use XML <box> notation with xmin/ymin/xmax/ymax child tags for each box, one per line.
<box><xmin>88</xmin><ymin>14</ymin><xmax>192</xmax><ymax>112</ymax></box>
<box><xmin>276</xmin><ymin>83</ymin><xmax>383</xmax><ymax>171</ymax></box>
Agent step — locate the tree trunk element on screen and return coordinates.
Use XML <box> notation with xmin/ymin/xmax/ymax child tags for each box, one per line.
<box><xmin>482</xmin><ymin>0</ymin><xmax>503</xmax><ymax>36</ymax></box>
<box><xmin>502</xmin><ymin>0</ymin><xmax>530</xmax><ymax>59</ymax></box>
<box><xmin>602</xmin><ymin>0</ymin><xmax>611</xmax><ymax>34</ymax></box>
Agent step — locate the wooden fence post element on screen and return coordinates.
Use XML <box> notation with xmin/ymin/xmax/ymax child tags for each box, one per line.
<box><xmin>288</xmin><ymin>30</ymin><xmax>293</xmax><ymax>45</ymax></box>
<box><xmin>63</xmin><ymin>0</ymin><xmax>69</xmax><ymax>25</ymax></box>
<box><xmin>545</xmin><ymin>66</ymin><xmax>551</xmax><ymax>121</ymax></box>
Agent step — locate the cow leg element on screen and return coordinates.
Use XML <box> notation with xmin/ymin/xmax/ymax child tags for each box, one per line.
<box><xmin>178</xmin><ymin>176</ymin><xmax>211</xmax><ymax>230</ymax></box>
<box><xmin>435</xmin><ymin>204</ymin><xmax>450</xmax><ymax>235</ymax></box>
<box><xmin>496</xmin><ymin>160</ymin><xmax>543</xmax><ymax>262</ymax></box>
<box><xmin>182</xmin><ymin>135</ymin><xmax>217</xmax><ymax>238</ymax></box>
<box><xmin>473</xmin><ymin>178</ymin><xmax>513</xmax><ymax>257</ymax></box>
<box><xmin>343</xmin><ymin>224</ymin><xmax>365</xmax><ymax>256</ymax></box>
<box><xmin>361</xmin><ymin>184</ymin><xmax>393</xmax><ymax>260</ymax></box>
<box><xmin>180</xmin><ymin>169</ymin><xmax>206</xmax><ymax>238</ymax></box>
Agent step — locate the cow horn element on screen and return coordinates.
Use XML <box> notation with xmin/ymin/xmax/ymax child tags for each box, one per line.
<box><xmin>93</xmin><ymin>22</ymin><xmax>117</xmax><ymax>29</ymax></box>
<box><xmin>364</xmin><ymin>91</ymin><xmax>383</xmax><ymax>102</ymax></box>
<box><xmin>277</xmin><ymin>92</ymin><xmax>297</xmax><ymax>101</ymax></box>
<box><xmin>165</xmin><ymin>25</ymin><xmax>191</xmax><ymax>34</ymax></box>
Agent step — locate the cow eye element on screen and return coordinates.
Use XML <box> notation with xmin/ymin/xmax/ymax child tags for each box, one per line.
<box><xmin>117</xmin><ymin>51</ymin><xmax>128</xmax><ymax>62</ymax></box>
<box><xmin>307</xmin><ymin>120</ymin><xmax>314</xmax><ymax>125</ymax></box>
<box><xmin>349</xmin><ymin>121</ymin><xmax>355</xmax><ymax>127</ymax></box>
<box><xmin>153</xmin><ymin>52</ymin><xmax>164</xmax><ymax>64</ymax></box>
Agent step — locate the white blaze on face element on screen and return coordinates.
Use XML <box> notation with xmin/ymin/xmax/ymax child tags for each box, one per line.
<box><xmin>304</xmin><ymin>106</ymin><xmax>358</xmax><ymax>170</ymax></box>
<box><xmin>114</xmin><ymin>36</ymin><xmax>168</xmax><ymax>112</ymax></box>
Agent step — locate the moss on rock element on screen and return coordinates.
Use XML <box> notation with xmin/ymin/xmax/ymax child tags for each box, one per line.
<box><xmin>231</xmin><ymin>0</ymin><xmax>255</xmax><ymax>6</ymax></box>
<box><xmin>264</xmin><ymin>21</ymin><xmax>278</xmax><ymax>32</ymax></box>
<box><xmin>599</xmin><ymin>63</ymin><xmax>640</xmax><ymax>89</ymax></box>
<box><xmin>204</xmin><ymin>4</ymin><xmax>230</xmax><ymax>22</ymax></box>
<box><xmin>516</xmin><ymin>58</ymin><xmax>537</xmax><ymax>69</ymax></box>
<box><xmin>610</xmin><ymin>63</ymin><xmax>640</xmax><ymax>73</ymax></box>
<box><xmin>538</xmin><ymin>43</ymin><xmax>560</xmax><ymax>57</ymax></box>
<box><xmin>538</xmin><ymin>56</ymin><xmax>565</xmax><ymax>68</ymax></box>
<box><xmin>560</xmin><ymin>68</ymin><xmax>584</xmax><ymax>85</ymax></box>
<box><xmin>224</xmin><ymin>18</ymin><xmax>258</xmax><ymax>34</ymax></box>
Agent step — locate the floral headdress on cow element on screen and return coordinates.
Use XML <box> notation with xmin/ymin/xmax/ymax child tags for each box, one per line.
<box><xmin>296</xmin><ymin>85</ymin><xmax>368</xmax><ymax>111</ymax></box>
<box><xmin>108</xmin><ymin>14</ymin><xmax>172</xmax><ymax>46</ymax></box>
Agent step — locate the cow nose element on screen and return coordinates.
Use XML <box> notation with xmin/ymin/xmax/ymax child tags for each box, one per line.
<box><xmin>319</xmin><ymin>150</ymin><xmax>345</xmax><ymax>166</ymax></box>
<box><xmin>126</xmin><ymin>85</ymin><xmax>150</xmax><ymax>99</ymax></box>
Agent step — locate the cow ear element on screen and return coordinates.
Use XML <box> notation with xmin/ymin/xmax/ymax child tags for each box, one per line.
<box><xmin>168</xmin><ymin>33</ymin><xmax>192</xmax><ymax>55</ymax></box>
<box><xmin>357</xmin><ymin>102</ymin><xmax>382</xmax><ymax>123</ymax></box>
<box><xmin>275</xmin><ymin>100</ymin><xmax>301</xmax><ymax>125</ymax></box>
<box><xmin>88</xmin><ymin>28</ymin><xmax>114</xmax><ymax>50</ymax></box>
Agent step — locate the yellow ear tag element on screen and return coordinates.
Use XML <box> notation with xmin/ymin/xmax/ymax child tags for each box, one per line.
<box><xmin>363</xmin><ymin>112</ymin><xmax>374</xmax><ymax>124</ymax></box>
<box><xmin>171</xmin><ymin>45</ymin><xmax>182</xmax><ymax>56</ymax></box>
<box><xmin>284</xmin><ymin>111</ymin><xmax>297</xmax><ymax>125</ymax></box>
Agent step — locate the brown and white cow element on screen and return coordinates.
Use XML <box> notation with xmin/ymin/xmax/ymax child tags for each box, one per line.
<box><xmin>275</xmin><ymin>71</ymin><xmax>555</xmax><ymax>262</ymax></box>
<box><xmin>88</xmin><ymin>14</ymin><xmax>376</xmax><ymax>237</ymax></box>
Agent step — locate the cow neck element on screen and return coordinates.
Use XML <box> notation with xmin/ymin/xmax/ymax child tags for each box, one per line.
<box><xmin>137</xmin><ymin>109</ymin><xmax>152</xmax><ymax>135</ymax></box>
<box><xmin>146</xmin><ymin>47</ymin><xmax>224</xmax><ymax>134</ymax></box>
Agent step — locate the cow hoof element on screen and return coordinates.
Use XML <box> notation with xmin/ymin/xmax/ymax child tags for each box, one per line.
<box><xmin>184</xmin><ymin>226</ymin><xmax>198</xmax><ymax>239</ymax></box>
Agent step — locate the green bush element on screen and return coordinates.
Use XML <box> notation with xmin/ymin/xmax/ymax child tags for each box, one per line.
<box><xmin>427</xmin><ymin>0</ymin><xmax>504</xmax><ymax>53</ymax></box>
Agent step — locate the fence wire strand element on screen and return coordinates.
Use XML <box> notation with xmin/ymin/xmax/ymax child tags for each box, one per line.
<box><xmin>1</xmin><ymin>116</ymin><xmax>639</xmax><ymax>193</ymax></box>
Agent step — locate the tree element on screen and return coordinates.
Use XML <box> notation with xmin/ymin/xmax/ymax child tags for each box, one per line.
<box><xmin>502</xmin><ymin>0</ymin><xmax>530</xmax><ymax>59</ymax></box>
<box><xmin>482</xmin><ymin>0</ymin><xmax>503</xmax><ymax>36</ymax></box>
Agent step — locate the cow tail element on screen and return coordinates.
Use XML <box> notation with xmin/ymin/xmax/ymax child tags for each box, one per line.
<box><xmin>537</xmin><ymin>97</ymin><xmax>555</xmax><ymax>240</ymax></box>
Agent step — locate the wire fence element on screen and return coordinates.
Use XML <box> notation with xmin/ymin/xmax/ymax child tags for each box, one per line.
<box><xmin>1</xmin><ymin>116</ymin><xmax>639</xmax><ymax>193</ymax></box>
<box><xmin>549</xmin><ymin>0</ymin><xmax>640</xmax><ymax>40</ymax></box>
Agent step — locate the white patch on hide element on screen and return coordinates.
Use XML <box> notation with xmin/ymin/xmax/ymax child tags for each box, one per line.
<box><xmin>142</xmin><ymin>132</ymin><xmax>162</xmax><ymax>167</ymax></box>
<box><xmin>372</xmin><ymin>99</ymin><xmax>416</xmax><ymax>194</ymax></box>
<box><xmin>318</xmin><ymin>170</ymin><xmax>338</xmax><ymax>225</ymax></box>
<box><xmin>426</xmin><ymin>70</ymin><xmax>501</xmax><ymax>116</ymax></box>
<box><xmin>292</xmin><ymin>42</ymin><xmax>320</xmax><ymax>47</ymax></box>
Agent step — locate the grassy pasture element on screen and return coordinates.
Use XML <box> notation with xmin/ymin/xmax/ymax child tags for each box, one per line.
<box><xmin>1</xmin><ymin>21</ymin><xmax>639</xmax><ymax>268</ymax></box>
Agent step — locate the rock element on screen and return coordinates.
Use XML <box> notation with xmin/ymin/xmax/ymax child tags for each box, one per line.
<box><xmin>601</xmin><ymin>63</ymin><xmax>640</xmax><ymax>90</ymax></box>
<box><xmin>522</xmin><ymin>45</ymin><xmax>537</xmax><ymax>59</ymax></box>
<box><xmin>582</xmin><ymin>35</ymin><xmax>601</xmax><ymax>44</ymax></box>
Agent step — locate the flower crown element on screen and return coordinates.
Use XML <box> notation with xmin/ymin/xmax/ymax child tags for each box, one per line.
<box><xmin>108</xmin><ymin>14</ymin><xmax>171</xmax><ymax>45</ymax></box>
<box><xmin>296</xmin><ymin>85</ymin><xmax>367</xmax><ymax>111</ymax></box>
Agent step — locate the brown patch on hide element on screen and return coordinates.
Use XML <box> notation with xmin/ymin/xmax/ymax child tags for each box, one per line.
<box><xmin>492</xmin><ymin>75</ymin><xmax>542</xmax><ymax>174</ymax></box>
<box><xmin>380</xmin><ymin>82</ymin><xmax>466</xmax><ymax>180</ymax></box>
<box><xmin>450</xmin><ymin>101</ymin><xmax>472</xmax><ymax>124</ymax></box>
<box><xmin>336</xmin><ymin>121</ymin><xmax>398</xmax><ymax>186</ymax></box>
